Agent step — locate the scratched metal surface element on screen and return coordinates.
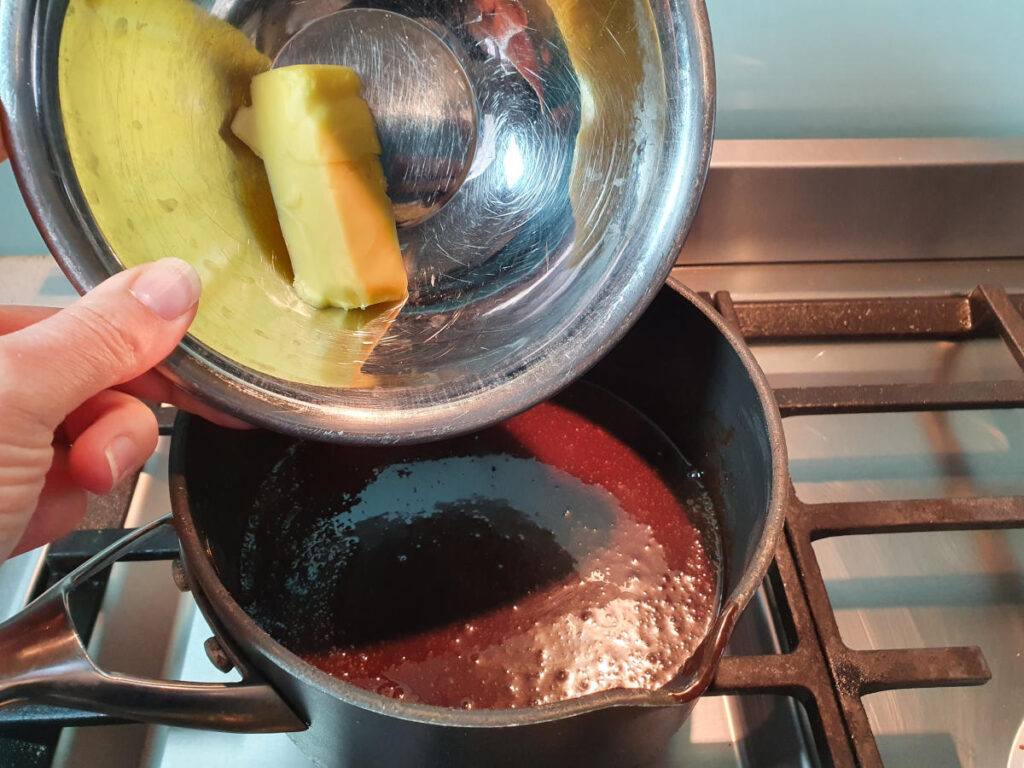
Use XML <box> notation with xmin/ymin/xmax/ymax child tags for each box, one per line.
<box><xmin>4</xmin><ymin>0</ymin><xmax>712</xmax><ymax>443</ymax></box>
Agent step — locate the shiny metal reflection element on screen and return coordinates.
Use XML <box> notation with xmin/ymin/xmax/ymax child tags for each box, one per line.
<box><xmin>274</xmin><ymin>8</ymin><xmax>478</xmax><ymax>228</ymax></box>
<box><xmin>0</xmin><ymin>0</ymin><xmax>715</xmax><ymax>443</ymax></box>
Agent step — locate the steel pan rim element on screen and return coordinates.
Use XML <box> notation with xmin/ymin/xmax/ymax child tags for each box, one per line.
<box><xmin>666</xmin><ymin>275</ymin><xmax>789</xmax><ymax>658</ymax></box>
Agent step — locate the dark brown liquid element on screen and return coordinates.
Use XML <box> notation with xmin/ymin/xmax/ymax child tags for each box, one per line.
<box><xmin>238</xmin><ymin>386</ymin><xmax>721</xmax><ymax>710</ymax></box>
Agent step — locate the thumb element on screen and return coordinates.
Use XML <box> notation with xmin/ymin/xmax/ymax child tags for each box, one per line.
<box><xmin>1</xmin><ymin>258</ymin><xmax>201</xmax><ymax>429</ymax></box>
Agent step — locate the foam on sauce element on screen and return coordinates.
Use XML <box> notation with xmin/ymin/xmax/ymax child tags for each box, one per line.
<box><xmin>238</xmin><ymin>386</ymin><xmax>721</xmax><ymax>710</ymax></box>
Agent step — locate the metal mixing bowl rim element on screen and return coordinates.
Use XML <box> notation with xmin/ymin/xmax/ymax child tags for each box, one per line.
<box><xmin>0</xmin><ymin>0</ymin><xmax>717</xmax><ymax>445</ymax></box>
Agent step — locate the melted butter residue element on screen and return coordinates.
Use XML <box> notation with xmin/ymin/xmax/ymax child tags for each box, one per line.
<box><xmin>59</xmin><ymin>0</ymin><xmax>398</xmax><ymax>387</ymax></box>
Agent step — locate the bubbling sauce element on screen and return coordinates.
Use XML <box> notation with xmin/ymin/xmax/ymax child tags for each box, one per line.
<box><xmin>238</xmin><ymin>385</ymin><xmax>721</xmax><ymax>710</ymax></box>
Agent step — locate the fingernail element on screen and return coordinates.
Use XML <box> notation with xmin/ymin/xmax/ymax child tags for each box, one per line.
<box><xmin>105</xmin><ymin>435</ymin><xmax>138</xmax><ymax>487</ymax></box>
<box><xmin>129</xmin><ymin>258</ymin><xmax>201</xmax><ymax>320</ymax></box>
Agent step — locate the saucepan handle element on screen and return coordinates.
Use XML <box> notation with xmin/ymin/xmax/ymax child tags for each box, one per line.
<box><xmin>0</xmin><ymin>515</ymin><xmax>306</xmax><ymax>733</ymax></box>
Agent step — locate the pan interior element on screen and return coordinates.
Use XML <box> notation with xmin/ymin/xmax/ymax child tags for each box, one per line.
<box><xmin>191</xmin><ymin>381</ymin><xmax>722</xmax><ymax>710</ymax></box>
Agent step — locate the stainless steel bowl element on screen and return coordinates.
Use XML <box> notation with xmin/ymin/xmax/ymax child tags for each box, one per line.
<box><xmin>0</xmin><ymin>0</ymin><xmax>714</xmax><ymax>443</ymax></box>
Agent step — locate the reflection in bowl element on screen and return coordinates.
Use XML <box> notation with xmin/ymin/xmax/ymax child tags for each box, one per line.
<box><xmin>52</xmin><ymin>0</ymin><xmax>709</xmax><ymax>441</ymax></box>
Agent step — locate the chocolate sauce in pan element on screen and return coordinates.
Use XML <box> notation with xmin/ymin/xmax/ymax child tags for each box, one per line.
<box><xmin>238</xmin><ymin>385</ymin><xmax>721</xmax><ymax>710</ymax></box>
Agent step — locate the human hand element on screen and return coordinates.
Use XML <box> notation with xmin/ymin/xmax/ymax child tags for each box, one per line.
<box><xmin>0</xmin><ymin>258</ymin><xmax>241</xmax><ymax>561</ymax></box>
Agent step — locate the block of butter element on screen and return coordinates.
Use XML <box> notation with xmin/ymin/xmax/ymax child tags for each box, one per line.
<box><xmin>232</xmin><ymin>65</ymin><xmax>407</xmax><ymax>310</ymax></box>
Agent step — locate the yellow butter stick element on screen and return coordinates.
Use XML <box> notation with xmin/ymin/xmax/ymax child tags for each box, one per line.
<box><xmin>233</xmin><ymin>65</ymin><xmax>408</xmax><ymax>310</ymax></box>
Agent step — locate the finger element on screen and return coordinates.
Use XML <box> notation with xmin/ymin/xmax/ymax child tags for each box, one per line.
<box><xmin>0</xmin><ymin>125</ymin><xmax>7</xmax><ymax>163</ymax></box>
<box><xmin>9</xmin><ymin>445</ymin><xmax>87</xmax><ymax>557</ymax></box>
<box><xmin>65</xmin><ymin>390</ymin><xmax>158</xmax><ymax>494</ymax></box>
<box><xmin>0</xmin><ymin>306</ymin><xmax>249</xmax><ymax>428</ymax></box>
<box><xmin>0</xmin><ymin>258</ymin><xmax>201</xmax><ymax>430</ymax></box>
<box><xmin>0</xmin><ymin>306</ymin><xmax>59</xmax><ymax>334</ymax></box>
<box><xmin>116</xmin><ymin>371</ymin><xmax>252</xmax><ymax>429</ymax></box>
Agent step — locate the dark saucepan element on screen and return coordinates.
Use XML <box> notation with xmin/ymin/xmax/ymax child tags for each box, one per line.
<box><xmin>0</xmin><ymin>285</ymin><xmax>787</xmax><ymax>768</ymax></box>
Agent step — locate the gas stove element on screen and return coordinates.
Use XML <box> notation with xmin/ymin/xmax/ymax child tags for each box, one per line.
<box><xmin>2</xmin><ymin>4</ymin><xmax>1024</xmax><ymax>748</ymax></box>
<box><xmin>2</xmin><ymin>194</ymin><xmax>1023</xmax><ymax>767</ymax></box>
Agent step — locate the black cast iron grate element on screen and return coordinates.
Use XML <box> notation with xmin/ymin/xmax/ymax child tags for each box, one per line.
<box><xmin>708</xmin><ymin>285</ymin><xmax>1024</xmax><ymax>768</ymax></box>
<box><xmin>2</xmin><ymin>286</ymin><xmax>1023</xmax><ymax>768</ymax></box>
